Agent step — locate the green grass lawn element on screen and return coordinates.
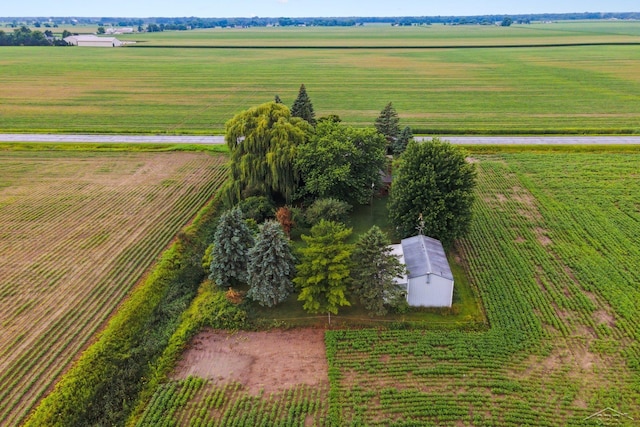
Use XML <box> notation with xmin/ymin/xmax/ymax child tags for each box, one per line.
<box><xmin>348</xmin><ymin>195</ymin><xmax>395</xmax><ymax>240</ymax></box>
<box><xmin>249</xmin><ymin>195</ymin><xmax>485</xmax><ymax>330</ymax></box>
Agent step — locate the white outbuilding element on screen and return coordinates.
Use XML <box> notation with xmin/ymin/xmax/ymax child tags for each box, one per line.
<box><xmin>64</xmin><ymin>35</ymin><xmax>123</xmax><ymax>47</ymax></box>
<box><xmin>391</xmin><ymin>235</ymin><xmax>454</xmax><ymax>307</ymax></box>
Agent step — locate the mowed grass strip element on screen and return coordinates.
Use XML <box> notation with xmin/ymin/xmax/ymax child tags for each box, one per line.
<box><xmin>0</xmin><ymin>151</ymin><xmax>227</xmax><ymax>426</ymax></box>
<box><xmin>2</xmin><ymin>23</ymin><xmax>640</xmax><ymax>134</ymax></box>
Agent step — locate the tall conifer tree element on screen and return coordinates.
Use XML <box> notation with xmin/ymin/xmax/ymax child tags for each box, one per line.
<box><xmin>209</xmin><ymin>207</ymin><xmax>255</xmax><ymax>287</ymax></box>
<box><xmin>247</xmin><ymin>221</ymin><xmax>296</xmax><ymax>307</ymax></box>
<box><xmin>392</xmin><ymin>126</ymin><xmax>413</xmax><ymax>156</ymax></box>
<box><xmin>375</xmin><ymin>102</ymin><xmax>400</xmax><ymax>153</ymax></box>
<box><xmin>351</xmin><ymin>226</ymin><xmax>406</xmax><ymax>316</ymax></box>
<box><xmin>291</xmin><ymin>84</ymin><xmax>316</xmax><ymax>126</ymax></box>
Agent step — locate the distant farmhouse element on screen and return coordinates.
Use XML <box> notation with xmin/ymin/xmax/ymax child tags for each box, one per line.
<box><xmin>392</xmin><ymin>235</ymin><xmax>454</xmax><ymax>307</ymax></box>
<box><xmin>63</xmin><ymin>35</ymin><xmax>123</xmax><ymax>47</ymax></box>
<box><xmin>105</xmin><ymin>27</ymin><xmax>134</xmax><ymax>35</ymax></box>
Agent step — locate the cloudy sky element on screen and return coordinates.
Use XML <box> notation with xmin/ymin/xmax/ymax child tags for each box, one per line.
<box><xmin>3</xmin><ymin>0</ymin><xmax>638</xmax><ymax>18</ymax></box>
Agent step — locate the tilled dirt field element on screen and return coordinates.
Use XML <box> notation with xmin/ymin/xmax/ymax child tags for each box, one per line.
<box><xmin>172</xmin><ymin>328</ymin><xmax>328</xmax><ymax>394</ymax></box>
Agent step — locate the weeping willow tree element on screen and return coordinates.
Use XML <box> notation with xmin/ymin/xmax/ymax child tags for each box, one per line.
<box><xmin>222</xmin><ymin>102</ymin><xmax>312</xmax><ymax>205</ymax></box>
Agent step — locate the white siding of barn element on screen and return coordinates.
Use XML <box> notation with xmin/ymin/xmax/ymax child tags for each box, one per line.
<box><xmin>407</xmin><ymin>273</ymin><xmax>454</xmax><ymax>307</ymax></box>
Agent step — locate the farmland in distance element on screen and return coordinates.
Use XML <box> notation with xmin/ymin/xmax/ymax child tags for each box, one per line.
<box><xmin>1</xmin><ymin>22</ymin><xmax>640</xmax><ymax>134</ymax></box>
<box><xmin>119</xmin><ymin>21</ymin><xmax>640</xmax><ymax>47</ymax></box>
<box><xmin>0</xmin><ymin>150</ymin><xmax>227</xmax><ymax>426</ymax></box>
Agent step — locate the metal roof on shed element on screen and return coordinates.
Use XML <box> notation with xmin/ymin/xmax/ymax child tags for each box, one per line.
<box><xmin>64</xmin><ymin>35</ymin><xmax>122</xmax><ymax>43</ymax></box>
<box><xmin>401</xmin><ymin>235</ymin><xmax>453</xmax><ymax>281</ymax></box>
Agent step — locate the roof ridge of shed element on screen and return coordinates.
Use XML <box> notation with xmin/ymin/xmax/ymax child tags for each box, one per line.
<box><xmin>420</xmin><ymin>235</ymin><xmax>432</xmax><ymax>275</ymax></box>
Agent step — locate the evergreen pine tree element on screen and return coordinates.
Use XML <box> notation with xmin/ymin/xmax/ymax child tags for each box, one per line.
<box><xmin>291</xmin><ymin>84</ymin><xmax>316</xmax><ymax>126</ymax></box>
<box><xmin>246</xmin><ymin>221</ymin><xmax>296</xmax><ymax>307</ymax></box>
<box><xmin>375</xmin><ymin>102</ymin><xmax>400</xmax><ymax>152</ymax></box>
<box><xmin>274</xmin><ymin>94</ymin><xmax>282</xmax><ymax>104</ymax></box>
<box><xmin>209</xmin><ymin>207</ymin><xmax>255</xmax><ymax>287</ymax></box>
<box><xmin>392</xmin><ymin>125</ymin><xmax>413</xmax><ymax>156</ymax></box>
<box><xmin>351</xmin><ymin>226</ymin><xmax>406</xmax><ymax>316</ymax></box>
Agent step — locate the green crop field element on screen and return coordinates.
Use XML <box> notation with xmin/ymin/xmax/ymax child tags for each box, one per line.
<box><xmin>132</xmin><ymin>147</ymin><xmax>640</xmax><ymax>426</ymax></box>
<box><xmin>1</xmin><ymin>22</ymin><xmax>640</xmax><ymax>134</ymax></box>
<box><xmin>119</xmin><ymin>21</ymin><xmax>640</xmax><ymax>47</ymax></box>
<box><xmin>0</xmin><ymin>149</ymin><xmax>228</xmax><ymax>426</ymax></box>
<box><xmin>326</xmin><ymin>148</ymin><xmax>640</xmax><ymax>425</ymax></box>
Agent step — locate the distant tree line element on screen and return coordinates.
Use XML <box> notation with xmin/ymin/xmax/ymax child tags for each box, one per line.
<box><xmin>3</xmin><ymin>12</ymin><xmax>639</xmax><ymax>31</ymax></box>
<box><xmin>0</xmin><ymin>26</ymin><xmax>67</xmax><ymax>46</ymax></box>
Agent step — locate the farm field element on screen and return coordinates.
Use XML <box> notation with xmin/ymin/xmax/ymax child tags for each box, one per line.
<box><xmin>119</xmin><ymin>21</ymin><xmax>640</xmax><ymax>47</ymax></box>
<box><xmin>135</xmin><ymin>148</ymin><xmax>640</xmax><ymax>426</ymax></box>
<box><xmin>0</xmin><ymin>150</ymin><xmax>228</xmax><ymax>426</ymax></box>
<box><xmin>2</xmin><ymin>22</ymin><xmax>640</xmax><ymax>134</ymax></box>
<box><xmin>135</xmin><ymin>328</ymin><xmax>330</xmax><ymax>426</ymax></box>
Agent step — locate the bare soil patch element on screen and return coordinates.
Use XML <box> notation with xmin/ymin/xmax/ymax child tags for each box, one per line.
<box><xmin>172</xmin><ymin>328</ymin><xmax>328</xmax><ymax>395</ymax></box>
<box><xmin>593</xmin><ymin>310</ymin><xmax>616</xmax><ymax>327</ymax></box>
<box><xmin>511</xmin><ymin>186</ymin><xmax>544</xmax><ymax>222</ymax></box>
<box><xmin>534</xmin><ymin>227</ymin><xmax>552</xmax><ymax>246</ymax></box>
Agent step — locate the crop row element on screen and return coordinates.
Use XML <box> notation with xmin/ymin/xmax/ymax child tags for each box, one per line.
<box><xmin>502</xmin><ymin>153</ymin><xmax>640</xmax><ymax>376</ymax></box>
<box><xmin>326</xmin><ymin>152</ymin><xmax>640</xmax><ymax>426</ymax></box>
<box><xmin>136</xmin><ymin>380</ymin><xmax>328</xmax><ymax>427</ymax></box>
<box><xmin>3</xmin><ymin>41</ymin><xmax>640</xmax><ymax>134</ymax></box>
<box><xmin>0</xmin><ymin>152</ymin><xmax>228</xmax><ymax>425</ymax></box>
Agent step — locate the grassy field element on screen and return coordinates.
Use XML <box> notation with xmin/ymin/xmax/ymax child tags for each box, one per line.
<box><xmin>0</xmin><ymin>149</ymin><xmax>228</xmax><ymax>426</ymax></box>
<box><xmin>1</xmin><ymin>22</ymin><xmax>640</xmax><ymax>134</ymax></box>
<box><xmin>133</xmin><ymin>147</ymin><xmax>640</xmax><ymax>426</ymax></box>
<box><xmin>119</xmin><ymin>22</ymin><xmax>640</xmax><ymax>47</ymax></box>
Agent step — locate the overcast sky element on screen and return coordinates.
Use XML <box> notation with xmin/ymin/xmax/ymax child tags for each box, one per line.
<box><xmin>3</xmin><ymin>0</ymin><xmax>638</xmax><ymax>18</ymax></box>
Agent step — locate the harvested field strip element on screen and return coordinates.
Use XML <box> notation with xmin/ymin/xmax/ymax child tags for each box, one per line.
<box><xmin>0</xmin><ymin>151</ymin><xmax>228</xmax><ymax>426</ymax></box>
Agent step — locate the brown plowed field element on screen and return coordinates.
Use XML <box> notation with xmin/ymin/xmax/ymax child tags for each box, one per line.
<box><xmin>0</xmin><ymin>151</ymin><xmax>227</xmax><ymax>426</ymax></box>
<box><xmin>172</xmin><ymin>328</ymin><xmax>328</xmax><ymax>395</ymax></box>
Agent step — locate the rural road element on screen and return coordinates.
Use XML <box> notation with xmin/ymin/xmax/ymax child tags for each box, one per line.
<box><xmin>1</xmin><ymin>134</ymin><xmax>640</xmax><ymax>145</ymax></box>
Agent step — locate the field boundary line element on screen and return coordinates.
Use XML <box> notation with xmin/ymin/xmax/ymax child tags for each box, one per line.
<box><xmin>126</xmin><ymin>41</ymin><xmax>640</xmax><ymax>49</ymax></box>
